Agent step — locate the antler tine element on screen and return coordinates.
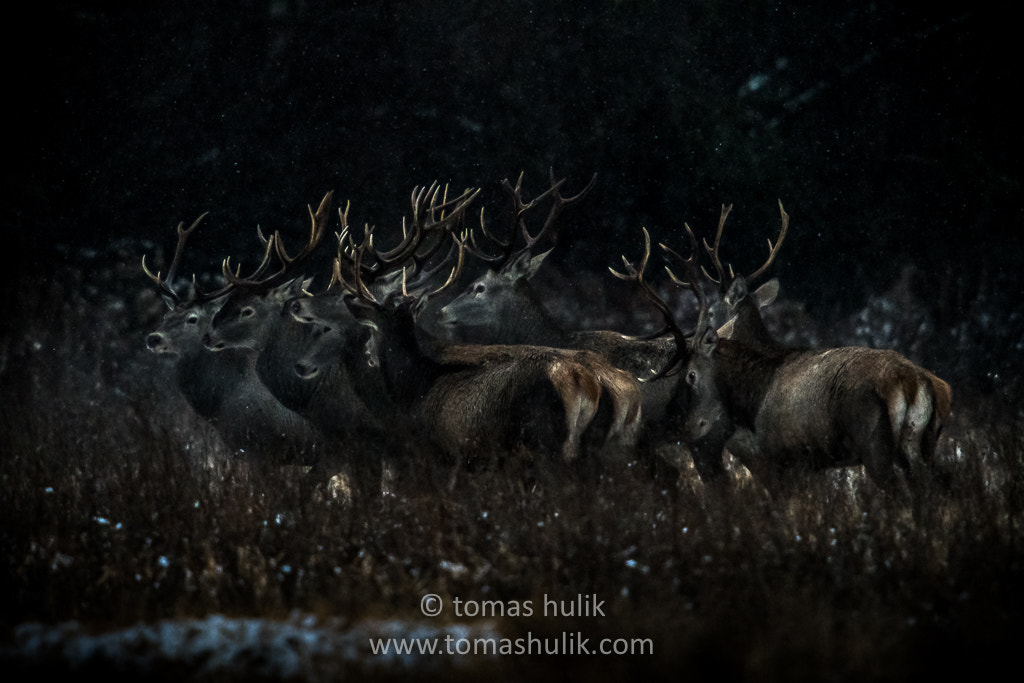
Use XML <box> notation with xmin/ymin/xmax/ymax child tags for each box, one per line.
<box><xmin>662</xmin><ymin>223</ymin><xmax>712</xmax><ymax>348</ymax></box>
<box><xmin>417</xmin><ymin>228</ymin><xmax>470</xmax><ymax>301</ymax></box>
<box><xmin>424</xmin><ymin>184</ymin><xmax>480</xmax><ymax>231</ymax></box>
<box><xmin>220</xmin><ymin>227</ymin><xmax>279</xmax><ymax>286</ymax></box>
<box><xmin>609</xmin><ymin>228</ymin><xmax>693</xmax><ymax>381</ymax></box>
<box><xmin>142</xmin><ymin>212</ymin><xmax>208</xmax><ymax>305</ymax></box>
<box><xmin>331</xmin><ymin>225</ymin><xmax>380</xmax><ymax>306</ymax></box>
<box><xmin>273</xmin><ymin>190</ymin><xmax>334</xmax><ymax>268</ymax></box>
<box><xmin>522</xmin><ymin>167</ymin><xmax>596</xmax><ymax>249</ymax></box>
<box><xmin>404</xmin><ymin>215</ymin><xmax>454</xmax><ymax>278</ymax></box>
<box><xmin>475</xmin><ymin>205</ymin><xmax>507</xmax><ymax>248</ymax></box>
<box><xmin>323</xmin><ymin>202</ymin><xmax>354</xmax><ymax>292</ymax></box>
<box><xmin>700</xmin><ymin>204</ymin><xmax>734</xmax><ymax>287</ymax></box>
<box><xmin>609</xmin><ymin>229</ymin><xmax>665</xmax><ymax>316</ymax></box>
<box><xmin>141</xmin><ymin>254</ymin><xmax>176</xmax><ymax>301</ymax></box>
<box><xmin>464</xmin><ymin>205</ymin><xmax>514</xmax><ymax>264</ymax></box>
<box><xmin>369</xmin><ymin>183</ymin><xmax>479</xmax><ymax>267</ymax></box>
<box><xmin>369</xmin><ymin>181</ymin><xmax>436</xmax><ymax>266</ymax></box>
<box><xmin>744</xmin><ymin>199</ymin><xmax>789</xmax><ymax>283</ymax></box>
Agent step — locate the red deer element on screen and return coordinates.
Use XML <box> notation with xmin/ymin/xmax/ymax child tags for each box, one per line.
<box><xmin>199</xmin><ymin>191</ymin><xmax>364</xmax><ymax>435</ymax></box>
<box><xmin>202</xmin><ymin>186</ymin><xmax>478</xmax><ymax>492</ymax></box>
<box><xmin>698</xmin><ymin>202</ymin><xmax>786</xmax><ymax>349</ymax></box>
<box><xmin>143</xmin><ymin>213</ymin><xmax>323</xmax><ymax>466</ymax></box>
<box><xmin>616</xmin><ymin>213</ymin><xmax>953</xmax><ymax>495</ymax></box>
<box><xmin>434</xmin><ymin>173</ymin><xmax>685</xmax><ymax>474</ymax></box>
<box><xmin>301</xmin><ymin>183</ymin><xmax>643</xmax><ymax>479</ymax></box>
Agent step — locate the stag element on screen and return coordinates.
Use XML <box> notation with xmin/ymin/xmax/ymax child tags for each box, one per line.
<box><xmin>203</xmin><ymin>186</ymin><xmax>487</xmax><ymax>491</ymax></box>
<box><xmin>435</xmin><ymin>171</ymin><xmax>604</xmax><ymax>346</ymax></box>
<box><xmin>698</xmin><ymin>202</ymin><xmax>786</xmax><ymax>348</ymax></box>
<box><xmin>298</xmin><ymin>183</ymin><xmax>643</xmax><ymax>479</ymax></box>
<box><xmin>617</xmin><ymin>214</ymin><xmax>953</xmax><ymax>495</ymax></box>
<box><xmin>143</xmin><ymin>213</ymin><xmax>323</xmax><ymax>466</ymax></box>
<box><xmin>436</xmin><ymin>173</ymin><xmax>722</xmax><ymax>475</ymax></box>
<box><xmin>200</xmin><ymin>191</ymin><xmax>356</xmax><ymax>430</ymax></box>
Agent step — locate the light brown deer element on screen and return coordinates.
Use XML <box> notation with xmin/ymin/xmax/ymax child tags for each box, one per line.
<box><xmin>304</xmin><ymin>184</ymin><xmax>643</xmax><ymax>476</ymax></box>
<box><xmin>617</xmin><ymin>212</ymin><xmax>952</xmax><ymax>495</ymax></box>
<box><xmin>434</xmin><ymin>173</ymin><xmax>684</xmax><ymax>475</ymax></box>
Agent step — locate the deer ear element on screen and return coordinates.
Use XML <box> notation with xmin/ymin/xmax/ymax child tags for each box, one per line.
<box><xmin>273</xmin><ymin>276</ymin><xmax>307</xmax><ymax>300</ymax></box>
<box><xmin>715</xmin><ymin>316</ymin><xmax>736</xmax><ymax>339</ymax></box>
<box><xmin>752</xmin><ymin>278</ymin><xmax>779</xmax><ymax>308</ymax></box>
<box><xmin>723</xmin><ymin>276</ymin><xmax>749</xmax><ymax>308</ymax></box>
<box><xmin>504</xmin><ymin>248</ymin><xmax>552</xmax><ymax>281</ymax></box>
<box><xmin>698</xmin><ymin>326</ymin><xmax>718</xmax><ymax>357</ymax></box>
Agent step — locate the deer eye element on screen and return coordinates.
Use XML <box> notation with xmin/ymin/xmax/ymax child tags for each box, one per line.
<box><xmin>240</xmin><ymin>306</ymin><xmax>256</xmax><ymax>319</ymax></box>
<box><xmin>686</xmin><ymin>370</ymin><xmax>699</xmax><ymax>387</ymax></box>
<box><xmin>185</xmin><ymin>313</ymin><xmax>199</xmax><ymax>325</ymax></box>
<box><xmin>472</xmin><ymin>282</ymin><xmax>486</xmax><ymax>295</ymax></box>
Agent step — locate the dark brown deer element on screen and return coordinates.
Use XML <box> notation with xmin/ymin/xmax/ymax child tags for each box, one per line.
<box><xmin>698</xmin><ymin>202</ymin><xmax>787</xmax><ymax>349</ymax></box>
<box><xmin>618</xmin><ymin>218</ymin><xmax>953</xmax><ymax>495</ymax></box>
<box><xmin>307</xmin><ymin>185</ymin><xmax>643</xmax><ymax>476</ymax></box>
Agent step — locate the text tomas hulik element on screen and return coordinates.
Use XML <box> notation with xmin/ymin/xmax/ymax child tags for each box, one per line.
<box><xmin>451</xmin><ymin>594</ymin><xmax>606</xmax><ymax>618</ymax></box>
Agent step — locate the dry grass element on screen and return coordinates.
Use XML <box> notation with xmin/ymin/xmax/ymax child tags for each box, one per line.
<box><xmin>2</xmin><ymin>265</ymin><xmax>1023</xmax><ymax>681</ymax></box>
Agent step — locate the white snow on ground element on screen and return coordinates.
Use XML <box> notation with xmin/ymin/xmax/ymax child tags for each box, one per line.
<box><xmin>4</xmin><ymin>614</ymin><xmax>501</xmax><ymax>680</ymax></box>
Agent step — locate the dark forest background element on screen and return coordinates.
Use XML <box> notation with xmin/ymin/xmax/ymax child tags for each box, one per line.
<box><xmin>4</xmin><ymin>2</ymin><xmax>1020</xmax><ymax>327</ymax></box>
<box><xmin>3</xmin><ymin>3</ymin><xmax>1024</xmax><ymax>679</ymax></box>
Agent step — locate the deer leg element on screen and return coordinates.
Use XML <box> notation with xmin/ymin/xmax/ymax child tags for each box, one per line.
<box><xmin>891</xmin><ymin>379</ymin><xmax>933</xmax><ymax>483</ymax></box>
<box><xmin>546</xmin><ymin>362</ymin><xmax>600</xmax><ymax>466</ymax></box>
<box><xmin>851</xmin><ymin>397</ymin><xmax>904</xmax><ymax>494</ymax></box>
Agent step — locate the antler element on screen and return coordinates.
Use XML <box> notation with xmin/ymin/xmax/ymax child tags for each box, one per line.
<box><xmin>142</xmin><ymin>212</ymin><xmax>207</xmax><ymax>307</ymax></box>
<box><xmin>397</xmin><ymin>184</ymin><xmax>476</xmax><ymax>281</ymax></box>
<box><xmin>745</xmin><ymin>200</ymin><xmax>789</xmax><ymax>283</ymax></box>
<box><xmin>466</xmin><ymin>169</ymin><xmax>596</xmax><ymax>269</ymax></box>
<box><xmin>402</xmin><ymin>228</ymin><xmax>470</xmax><ymax>301</ymax></box>
<box><xmin>701</xmin><ymin>200</ymin><xmax>789</xmax><ymax>288</ymax></box>
<box><xmin>661</xmin><ymin>224</ymin><xmax>712</xmax><ymax>348</ymax></box>
<box><xmin>221</xmin><ymin>191</ymin><xmax>334</xmax><ymax>290</ymax></box>
<box><xmin>371</xmin><ymin>183</ymin><xmax>478</xmax><ymax>269</ymax></box>
<box><xmin>609</xmin><ymin>225</ymin><xmax>708</xmax><ymax>381</ymax></box>
<box><xmin>333</xmin><ymin>183</ymin><xmax>479</xmax><ymax>306</ymax></box>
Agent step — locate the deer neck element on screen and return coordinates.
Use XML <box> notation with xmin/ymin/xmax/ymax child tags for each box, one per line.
<box><xmin>374</xmin><ymin>305</ymin><xmax>445</xmax><ymax>407</ymax></box>
<box><xmin>175</xmin><ymin>343</ymin><xmax>246</xmax><ymax>419</ymax></box>
<box><xmin>714</xmin><ymin>338</ymin><xmax>783</xmax><ymax>431</ymax></box>
<box><xmin>502</xmin><ymin>282</ymin><xmax>569</xmax><ymax>346</ymax></box>
<box><xmin>728</xmin><ymin>298</ymin><xmax>776</xmax><ymax>350</ymax></box>
<box><xmin>256</xmin><ymin>314</ymin><xmax>319</xmax><ymax>411</ymax></box>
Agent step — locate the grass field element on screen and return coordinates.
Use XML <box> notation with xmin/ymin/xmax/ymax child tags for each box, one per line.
<box><xmin>2</xmin><ymin>258</ymin><xmax>1022</xmax><ymax>681</ymax></box>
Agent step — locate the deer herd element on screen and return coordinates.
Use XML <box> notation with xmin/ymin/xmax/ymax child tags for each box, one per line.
<box><xmin>143</xmin><ymin>173</ymin><xmax>952</xmax><ymax>501</ymax></box>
